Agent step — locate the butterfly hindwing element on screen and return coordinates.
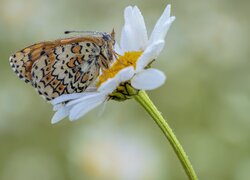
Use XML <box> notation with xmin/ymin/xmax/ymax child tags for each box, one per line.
<box><xmin>9</xmin><ymin>36</ymin><xmax>110</xmax><ymax>101</ymax></box>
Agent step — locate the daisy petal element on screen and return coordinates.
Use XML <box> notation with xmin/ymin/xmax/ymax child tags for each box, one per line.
<box><xmin>120</xmin><ymin>6</ymin><xmax>135</xmax><ymax>51</ymax></box>
<box><xmin>51</xmin><ymin>106</ymin><xmax>70</xmax><ymax>124</ymax></box>
<box><xmin>120</xmin><ymin>25</ymin><xmax>133</xmax><ymax>52</ymax></box>
<box><xmin>149</xmin><ymin>16</ymin><xmax>175</xmax><ymax>45</ymax></box>
<box><xmin>131</xmin><ymin>68</ymin><xmax>166</xmax><ymax>90</ymax></box>
<box><xmin>116</xmin><ymin>66</ymin><xmax>135</xmax><ymax>82</ymax></box>
<box><xmin>85</xmin><ymin>85</ymin><xmax>97</xmax><ymax>92</ymax></box>
<box><xmin>132</xmin><ymin>6</ymin><xmax>148</xmax><ymax>50</ymax></box>
<box><xmin>66</xmin><ymin>92</ymin><xmax>102</xmax><ymax>107</ymax></box>
<box><xmin>99</xmin><ymin>78</ymin><xmax>119</xmax><ymax>93</ymax></box>
<box><xmin>69</xmin><ymin>93</ymin><xmax>106</xmax><ymax>121</ymax></box>
<box><xmin>154</xmin><ymin>4</ymin><xmax>171</xmax><ymax>29</ymax></box>
<box><xmin>120</xmin><ymin>6</ymin><xmax>148</xmax><ymax>51</ymax></box>
<box><xmin>50</xmin><ymin>92</ymin><xmax>94</xmax><ymax>105</ymax></box>
<box><xmin>53</xmin><ymin>103</ymin><xmax>63</xmax><ymax>111</ymax></box>
<box><xmin>136</xmin><ymin>40</ymin><xmax>165</xmax><ymax>72</ymax></box>
<box><xmin>99</xmin><ymin>66</ymin><xmax>135</xmax><ymax>93</ymax></box>
<box><xmin>149</xmin><ymin>4</ymin><xmax>175</xmax><ymax>44</ymax></box>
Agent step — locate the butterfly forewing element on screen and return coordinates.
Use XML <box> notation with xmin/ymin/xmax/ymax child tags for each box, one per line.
<box><xmin>9</xmin><ymin>34</ymin><xmax>114</xmax><ymax>101</ymax></box>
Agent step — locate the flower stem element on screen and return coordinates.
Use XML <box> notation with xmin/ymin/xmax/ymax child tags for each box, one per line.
<box><xmin>134</xmin><ymin>90</ymin><xmax>198</xmax><ymax>180</ymax></box>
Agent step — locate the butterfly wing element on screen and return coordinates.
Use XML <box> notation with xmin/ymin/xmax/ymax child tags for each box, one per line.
<box><xmin>9</xmin><ymin>37</ymin><xmax>104</xmax><ymax>101</ymax></box>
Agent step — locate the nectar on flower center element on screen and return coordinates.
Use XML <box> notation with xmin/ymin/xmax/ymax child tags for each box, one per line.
<box><xmin>97</xmin><ymin>51</ymin><xmax>142</xmax><ymax>87</ymax></box>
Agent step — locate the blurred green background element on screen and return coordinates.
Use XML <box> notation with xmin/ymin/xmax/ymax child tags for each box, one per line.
<box><xmin>0</xmin><ymin>0</ymin><xmax>249</xmax><ymax>179</ymax></box>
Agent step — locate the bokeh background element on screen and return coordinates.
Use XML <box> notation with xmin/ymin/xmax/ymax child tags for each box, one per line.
<box><xmin>0</xmin><ymin>0</ymin><xmax>249</xmax><ymax>179</ymax></box>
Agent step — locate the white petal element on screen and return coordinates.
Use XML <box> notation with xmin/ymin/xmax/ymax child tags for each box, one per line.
<box><xmin>149</xmin><ymin>5</ymin><xmax>171</xmax><ymax>42</ymax></box>
<box><xmin>155</xmin><ymin>4</ymin><xmax>171</xmax><ymax>28</ymax></box>
<box><xmin>149</xmin><ymin>4</ymin><xmax>175</xmax><ymax>44</ymax></box>
<box><xmin>98</xmin><ymin>78</ymin><xmax>119</xmax><ymax>94</ymax></box>
<box><xmin>132</xmin><ymin>6</ymin><xmax>148</xmax><ymax>50</ymax></box>
<box><xmin>120</xmin><ymin>6</ymin><xmax>148</xmax><ymax>51</ymax></box>
<box><xmin>98</xmin><ymin>66</ymin><xmax>135</xmax><ymax>93</ymax></box>
<box><xmin>136</xmin><ymin>41</ymin><xmax>165</xmax><ymax>72</ymax></box>
<box><xmin>120</xmin><ymin>6</ymin><xmax>135</xmax><ymax>51</ymax></box>
<box><xmin>116</xmin><ymin>66</ymin><xmax>135</xmax><ymax>82</ymax></box>
<box><xmin>69</xmin><ymin>93</ymin><xmax>106</xmax><ymax>121</ymax></box>
<box><xmin>51</xmin><ymin>106</ymin><xmax>70</xmax><ymax>124</ymax></box>
<box><xmin>120</xmin><ymin>25</ymin><xmax>133</xmax><ymax>52</ymax></box>
<box><xmin>53</xmin><ymin>103</ymin><xmax>63</xmax><ymax>111</ymax></box>
<box><xmin>85</xmin><ymin>85</ymin><xmax>97</xmax><ymax>92</ymax></box>
<box><xmin>50</xmin><ymin>93</ymin><xmax>92</xmax><ymax>105</ymax></box>
<box><xmin>66</xmin><ymin>92</ymin><xmax>104</xmax><ymax>107</ymax></box>
<box><xmin>149</xmin><ymin>16</ymin><xmax>175</xmax><ymax>44</ymax></box>
<box><xmin>131</xmin><ymin>68</ymin><xmax>166</xmax><ymax>90</ymax></box>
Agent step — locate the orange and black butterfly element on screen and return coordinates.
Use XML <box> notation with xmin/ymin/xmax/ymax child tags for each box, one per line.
<box><xmin>9</xmin><ymin>30</ymin><xmax>115</xmax><ymax>101</ymax></box>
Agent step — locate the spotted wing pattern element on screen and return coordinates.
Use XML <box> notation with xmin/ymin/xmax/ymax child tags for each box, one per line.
<box><xmin>9</xmin><ymin>37</ymin><xmax>104</xmax><ymax>101</ymax></box>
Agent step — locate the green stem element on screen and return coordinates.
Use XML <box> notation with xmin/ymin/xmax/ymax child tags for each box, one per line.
<box><xmin>134</xmin><ymin>90</ymin><xmax>198</xmax><ymax>180</ymax></box>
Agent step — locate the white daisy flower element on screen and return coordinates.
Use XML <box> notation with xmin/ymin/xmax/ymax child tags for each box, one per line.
<box><xmin>115</xmin><ymin>5</ymin><xmax>175</xmax><ymax>90</ymax></box>
<box><xmin>51</xmin><ymin>4</ymin><xmax>175</xmax><ymax>124</ymax></box>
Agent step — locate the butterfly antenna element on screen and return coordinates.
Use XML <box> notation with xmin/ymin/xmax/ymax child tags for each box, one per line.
<box><xmin>64</xmin><ymin>31</ymin><xmax>75</xmax><ymax>34</ymax></box>
<box><xmin>64</xmin><ymin>30</ymin><xmax>101</xmax><ymax>35</ymax></box>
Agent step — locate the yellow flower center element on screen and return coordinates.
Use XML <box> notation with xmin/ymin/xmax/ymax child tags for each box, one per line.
<box><xmin>97</xmin><ymin>51</ymin><xmax>143</xmax><ymax>87</ymax></box>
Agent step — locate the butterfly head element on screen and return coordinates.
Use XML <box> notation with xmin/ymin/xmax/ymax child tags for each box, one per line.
<box><xmin>99</xmin><ymin>30</ymin><xmax>116</xmax><ymax>70</ymax></box>
<box><xmin>102</xmin><ymin>29</ymin><xmax>115</xmax><ymax>44</ymax></box>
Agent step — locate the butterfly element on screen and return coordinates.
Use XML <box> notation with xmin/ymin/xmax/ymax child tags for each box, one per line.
<box><xmin>9</xmin><ymin>30</ymin><xmax>115</xmax><ymax>101</ymax></box>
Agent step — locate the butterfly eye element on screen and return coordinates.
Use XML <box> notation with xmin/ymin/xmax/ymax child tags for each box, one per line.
<box><xmin>102</xmin><ymin>33</ymin><xmax>112</xmax><ymax>42</ymax></box>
